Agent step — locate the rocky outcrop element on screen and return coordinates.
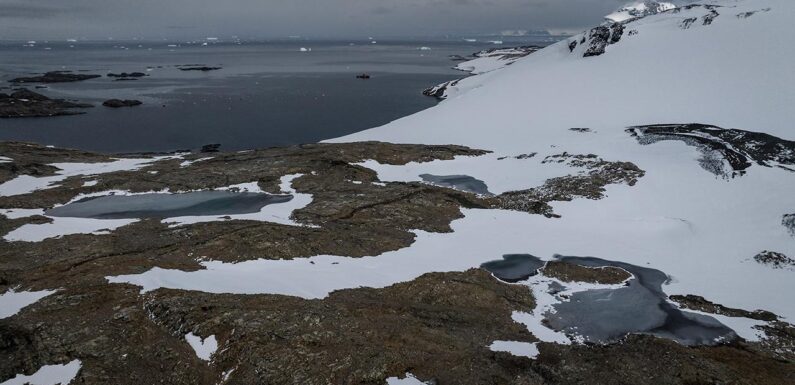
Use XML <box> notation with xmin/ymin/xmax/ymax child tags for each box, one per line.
<box><xmin>582</xmin><ymin>23</ymin><xmax>625</xmax><ymax>57</ymax></box>
<box><xmin>102</xmin><ymin>99</ymin><xmax>142</xmax><ymax>108</ymax></box>
<box><xmin>670</xmin><ymin>294</ymin><xmax>778</xmax><ymax>321</ymax></box>
<box><xmin>627</xmin><ymin>124</ymin><xmax>795</xmax><ymax>177</ymax></box>
<box><xmin>9</xmin><ymin>71</ymin><xmax>101</xmax><ymax>84</ymax></box>
<box><xmin>422</xmin><ymin>79</ymin><xmax>459</xmax><ymax>99</ymax></box>
<box><xmin>178</xmin><ymin>66</ymin><xmax>221</xmax><ymax>72</ymax></box>
<box><xmin>542</xmin><ymin>260</ymin><xmax>632</xmax><ymax>285</ymax></box>
<box><xmin>107</xmin><ymin>72</ymin><xmax>147</xmax><ymax>78</ymax></box>
<box><xmin>754</xmin><ymin>250</ymin><xmax>794</xmax><ymax>269</ymax></box>
<box><xmin>494</xmin><ymin>153</ymin><xmax>645</xmax><ymax>217</ymax></box>
<box><xmin>0</xmin><ymin>89</ymin><xmax>93</xmax><ymax>118</ymax></box>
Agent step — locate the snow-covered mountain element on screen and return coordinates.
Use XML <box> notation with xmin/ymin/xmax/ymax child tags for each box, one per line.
<box><xmin>331</xmin><ymin>0</ymin><xmax>795</xmax><ymax>325</ymax></box>
<box><xmin>605</xmin><ymin>1</ymin><xmax>677</xmax><ymax>23</ymax></box>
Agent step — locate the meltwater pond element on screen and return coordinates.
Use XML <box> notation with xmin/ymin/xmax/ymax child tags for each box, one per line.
<box><xmin>45</xmin><ymin>191</ymin><xmax>293</xmax><ymax>219</ymax></box>
<box><xmin>419</xmin><ymin>174</ymin><xmax>492</xmax><ymax>195</ymax></box>
<box><xmin>548</xmin><ymin>256</ymin><xmax>737</xmax><ymax>346</ymax></box>
<box><xmin>481</xmin><ymin>254</ymin><xmax>738</xmax><ymax>346</ymax></box>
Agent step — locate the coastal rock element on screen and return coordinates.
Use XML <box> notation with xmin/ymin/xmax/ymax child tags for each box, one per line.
<box><xmin>178</xmin><ymin>66</ymin><xmax>221</xmax><ymax>72</ymax></box>
<box><xmin>102</xmin><ymin>99</ymin><xmax>142</xmax><ymax>108</ymax></box>
<box><xmin>0</xmin><ymin>89</ymin><xmax>93</xmax><ymax>118</ymax></box>
<box><xmin>107</xmin><ymin>72</ymin><xmax>147</xmax><ymax>78</ymax></box>
<box><xmin>422</xmin><ymin>79</ymin><xmax>459</xmax><ymax>99</ymax></box>
<box><xmin>9</xmin><ymin>71</ymin><xmax>101</xmax><ymax>84</ymax></box>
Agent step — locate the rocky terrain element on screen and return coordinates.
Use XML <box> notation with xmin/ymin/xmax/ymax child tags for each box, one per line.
<box><xmin>1</xmin><ymin>141</ymin><xmax>792</xmax><ymax>384</ymax></box>
<box><xmin>0</xmin><ymin>89</ymin><xmax>93</xmax><ymax>118</ymax></box>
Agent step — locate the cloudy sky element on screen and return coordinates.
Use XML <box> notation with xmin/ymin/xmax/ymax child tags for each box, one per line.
<box><xmin>0</xmin><ymin>0</ymin><xmax>635</xmax><ymax>40</ymax></box>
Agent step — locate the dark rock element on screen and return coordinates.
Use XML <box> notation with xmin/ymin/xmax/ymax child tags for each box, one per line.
<box><xmin>627</xmin><ymin>124</ymin><xmax>795</xmax><ymax>178</ymax></box>
<box><xmin>568</xmin><ymin>40</ymin><xmax>577</xmax><ymax>52</ymax></box>
<box><xmin>754</xmin><ymin>250</ymin><xmax>794</xmax><ymax>269</ymax></box>
<box><xmin>423</xmin><ymin>80</ymin><xmax>459</xmax><ymax>99</ymax></box>
<box><xmin>703</xmin><ymin>9</ymin><xmax>719</xmax><ymax>25</ymax></box>
<box><xmin>102</xmin><ymin>99</ymin><xmax>142</xmax><ymax>108</ymax></box>
<box><xmin>670</xmin><ymin>294</ymin><xmax>779</xmax><ymax>321</ymax></box>
<box><xmin>356</xmin><ymin>73</ymin><xmax>371</xmax><ymax>79</ymax></box>
<box><xmin>178</xmin><ymin>66</ymin><xmax>221</xmax><ymax>72</ymax></box>
<box><xmin>0</xmin><ymin>89</ymin><xmax>93</xmax><ymax>118</ymax></box>
<box><xmin>494</xmin><ymin>153</ymin><xmax>645</xmax><ymax>217</ymax></box>
<box><xmin>107</xmin><ymin>72</ymin><xmax>147</xmax><ymax>78</ymax></box>
<box><xmin>542</xmin><ymin>260</ymin><xmax>632</xmax><ymax>285</ymax></box>
<box><xmin>610</xmin><ymin>23</ymin><xmax>625</xmax><ymax>44</ymax></box>
<box><xmin>9</xmin><ymin>71</ymin><xmax>101</xmax><ymax>84</ymax></box>
<box><xmin>569</xmin><ymin>127</ymin><xmax>592</xmax><ymax>133</ymax></box>
<box><xmin>200</xmin><ymin>144</ymin><xmax>221</xmax><ymax>153</ymax></box>
<box><xmin>681</xmin><ymin>17</ymin><xmax>698</xmax><ymax>29</ymax></box>
<box><xmin>783</xmin><ymin>214</ymin><xmax>795</xmax><ymax>236</ymax></box>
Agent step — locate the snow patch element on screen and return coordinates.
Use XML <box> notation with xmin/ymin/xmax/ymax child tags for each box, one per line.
<box><xmin>0</xmin><ymin>289</ymin><xmax>57</xmax><ymax>319</ymax></box>
<box><xmin>185</xmin><ymin>333</ymin><xmax>218</xmax><ymax>361</ymax></box>
<box><xmin>488</xmin><ymin>340</ymin><xmax>540</xmax><ymax>359</ymax></box>
<box><xmin>0</xmin><ymin>359</ymin><xmax>81</xmax><ymax>385</ymax></box>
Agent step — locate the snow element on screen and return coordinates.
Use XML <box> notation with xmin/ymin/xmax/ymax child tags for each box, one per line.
<box><xmin>606</xmin><ymin>1</ymin><xmax>676</xmax><ymax>23</ymax></box>
<box><xmin>82</xmin><ymin>180</ymin><xmax>98</xmax><ymax>187</ymax></box>
<box><xmin>0</xmin><ymin>360</ymin><xmax>81</xmax><ymax>385</ymax></box>
<box><xmin>325</xmin><ymin>0</ymin><xmax>795</xmax><ymax>318</ymax></box>
<box><xmin>0</xmin><ymin>289</ymin><xmax>56</xmax><ymax>319</ymax></box>
<box><xmin>0</xmin><ymin>156</ymin><xmax>174</xmax><ymax>197</ymax></box>
<box><xmin>179</xmin><ymin>157</ymin><xmax>213</xmax><ymax>168</ymax></box>
<box><xmin>0</xmin><ymin>156</ymin><xmax>12</xmax><ymax>163</ymax></box>
<box><xmin>4</xmin><ymin>217</ymin><xmax>138</xmax><ymax>243</ymax></box>
<box><xmin>185</xmin><ymin>333</ymin><xmax>218</xmax><ymax>361</ymax></box>
<box><xmin>386</xmin><ymin>373</ymin><xmax>426</xmax><ymax>385</ymax></box>
<box><xmin>488</xmin><ymin>340</ymin><xmax>540</xmax><ymax>359</ymax></box>
<box><xmin>100</xmin><ymin>0</ymin><xmax>795</xmax><ymax>345</ymax></box>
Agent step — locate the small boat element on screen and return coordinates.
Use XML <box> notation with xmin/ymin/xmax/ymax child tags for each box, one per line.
<box><xmin>356</xmin><ymin>73</ymin><xmax>371</xmax><ymax>79</ymax></box>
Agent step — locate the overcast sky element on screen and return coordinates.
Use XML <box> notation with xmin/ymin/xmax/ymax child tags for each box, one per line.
<box><xmin>0</xmin><ymin>0</ymin><xmax>636</xmax><ymax>40</ymax></box>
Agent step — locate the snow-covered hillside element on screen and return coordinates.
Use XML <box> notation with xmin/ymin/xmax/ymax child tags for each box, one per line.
<box><xmin>328</xmin><ymin>0</ymin><xmax>795</xmax><ymax>322</ymax></box>
<box><xmin>606</xmin><ymin>1</ymin><xmax>677</xmax><ymax>23</ymax></box>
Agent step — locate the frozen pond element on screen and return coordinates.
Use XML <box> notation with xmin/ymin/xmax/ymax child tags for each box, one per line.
<box><xmin>419</xmin><ymin>174</ymin><xmax>492</xmax><ymax>195</ymax></box>
<box><xmin>481</xmin><ymin>254</ymin><xmax>544</xmax><ymax>282</ymax></box>
<box><xmin>547</xmin><ymin>256</ymin><xmax>737</xmax><ymax>346</ymax></box>
<box><xmin>45</xmin><ymin>191</ymin><xmax>293</xmax><ymax>219</ymax></box>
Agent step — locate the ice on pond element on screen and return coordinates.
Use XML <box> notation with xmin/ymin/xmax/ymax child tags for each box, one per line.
<box><xmin>419</xmin><ymin>174</ymin><xmax>492</xmax><ymax>196</ymax></box>
<box><xmin>45</xmin><ymin>191</ymin><xmax>293</xmax><ymax>219</ymax></box>
<box><xmin>544</xmin><ymin>256</ymin><xmax>738</xmax><ymax>346</ymax></box>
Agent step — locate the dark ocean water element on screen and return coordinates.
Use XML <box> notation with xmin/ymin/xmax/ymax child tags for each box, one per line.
<box><xmin>0</xmin><ymin>38</ymin><xmax>556</xmax><ymax>153</ymax></box>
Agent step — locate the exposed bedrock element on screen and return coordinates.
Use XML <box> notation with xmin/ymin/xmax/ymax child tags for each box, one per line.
<box><xmin>627</xmin><ymin>123</ymin><xmax>795</xmax><ymax>177</ymax></box>
<box><xmin>0</xmin><ymin>89</ymin><xmax>93</xmax><ymax>118</ymax></box>
<box><xmin>493</xmin><ymin>153</ymin><xmax>645</xmax><ymax>217</ymax></box>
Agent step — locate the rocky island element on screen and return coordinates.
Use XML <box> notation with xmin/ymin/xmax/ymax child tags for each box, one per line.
<box><xmin>0</xmin><ymin>89</ymin><xmax>93</xmax><ymax>118</ymax></box>
<box><xmin>9</xmin><ymin>71</ymin><xmax>101</xmax><ymax>84</ymax></box>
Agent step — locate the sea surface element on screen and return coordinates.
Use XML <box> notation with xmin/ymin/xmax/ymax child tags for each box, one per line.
<box><xmin>0</xmin><ymin>37</ymin><xmax>557</xmax><ymax>153</ymax></box>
